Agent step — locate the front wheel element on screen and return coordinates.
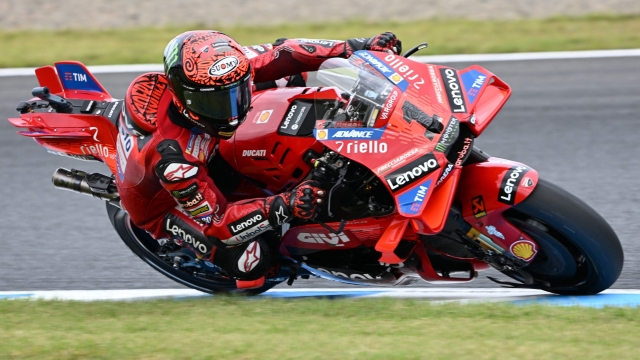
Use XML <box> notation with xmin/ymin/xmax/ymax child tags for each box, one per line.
<box><xmin>105</xmin><ymin>202</ymin><xmax>278</xmax><ymax>295</ymax></box>
<box><xmin>503</xmin><ymin>179</ymin><xmax>623</xmax><ymax>295</ymax></box>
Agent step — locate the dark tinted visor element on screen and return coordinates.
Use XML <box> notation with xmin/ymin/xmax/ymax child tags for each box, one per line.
<box><xmin>182</xmin><ymin>80</ymin><xmax>251</xmax><ymax>122</ymax></box>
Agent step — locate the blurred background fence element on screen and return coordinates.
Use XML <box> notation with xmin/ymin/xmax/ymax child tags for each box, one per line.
<box><xmin>2</xmin><ymin>0</ymin><xmax>640</xmax><ymax>30</ymax></box>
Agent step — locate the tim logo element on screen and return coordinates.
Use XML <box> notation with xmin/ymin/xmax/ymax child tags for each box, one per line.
<box><xmin>65</xmin><ymin>72</ymin><xmax>88</xmax><ymax>82</ymax></box>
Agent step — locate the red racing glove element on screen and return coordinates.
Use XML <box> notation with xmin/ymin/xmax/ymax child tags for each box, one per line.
<box><xmin>266</xmin><ymin>180</ymin><xmax>326</xmax><ymax>226</ymax></box>
<box><xmin>345</xmin><ymin>32</ymin><xmax>402</xmax><ymax>56</ymax></box>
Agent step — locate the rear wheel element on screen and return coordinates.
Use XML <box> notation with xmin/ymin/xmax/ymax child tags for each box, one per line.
<box><xmin>106</xmin><ymin>202</ymin><xmax>278</xmax><ymax>295</ymax></box>
<box><xmin>503</xmin><ymin>179</ymin><xmax>623</xmax><ymax>295</ymax></box>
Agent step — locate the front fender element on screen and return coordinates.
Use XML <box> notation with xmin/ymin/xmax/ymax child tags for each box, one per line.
<box><xmin>456</xmin><ymin>157</ymin><xmax>541</xmax><ymax>262</ymax></box>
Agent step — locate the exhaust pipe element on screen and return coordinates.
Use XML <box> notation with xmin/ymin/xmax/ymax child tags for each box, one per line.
<box><xmin>52</xmin><ymin>168</ymin><xmax>121</xmax><ymax>207</ymax></box>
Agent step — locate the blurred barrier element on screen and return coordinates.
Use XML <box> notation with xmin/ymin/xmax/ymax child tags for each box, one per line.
<box><xmin>2</xmin><ymin>0</ymin><xmax>640</xmax><ymax>30</ymax></box>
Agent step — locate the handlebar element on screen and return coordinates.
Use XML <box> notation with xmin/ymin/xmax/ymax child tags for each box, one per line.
<box><xmin>32</xmin><ymin>86</ymin><xmax>73</xmax><ymax>113</ymax></box>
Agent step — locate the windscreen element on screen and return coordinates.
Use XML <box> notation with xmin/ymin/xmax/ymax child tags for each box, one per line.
<box><xmin>309</xmin><ymin>57</ymin><xmax>396</xmax><ymax>128</ymax></box>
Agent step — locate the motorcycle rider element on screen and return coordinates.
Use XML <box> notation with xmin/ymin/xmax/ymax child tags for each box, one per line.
<box><xmin>116</xmin><ymin>30</ymin><xmax>402</xmax><ymax>288</ymax></box>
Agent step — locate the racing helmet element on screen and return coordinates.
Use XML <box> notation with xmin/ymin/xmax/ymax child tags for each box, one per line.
<box><xmin>164</xmin><ymin>31</ymin><xmax>252</xmax><ymax>137</ymax></box>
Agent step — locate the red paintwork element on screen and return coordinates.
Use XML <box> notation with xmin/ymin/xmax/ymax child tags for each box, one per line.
<box><xmin>457</xmin><ymin>158</ymin><xmax>540</xmax><ymax>262</ymax></box>
<box><xmin>8</xmin><ymin>57</ymin><xmax>538</xmax><ymax>284</ymax></box>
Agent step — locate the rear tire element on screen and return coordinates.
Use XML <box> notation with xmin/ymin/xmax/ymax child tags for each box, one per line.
<box><xmin>504</xmin><ymin>179</ymin><xmax>623</xmax><ymax>295</ymax></box>
<box><xmin>106</xmin><ymin>202</ymin><xmax>277</xmax><ymax>295</ymax></box>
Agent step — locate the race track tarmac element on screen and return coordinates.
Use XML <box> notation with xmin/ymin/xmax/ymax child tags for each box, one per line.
<box><xmin>0</xmin><ymin>56</ymin><xmax>638</xmax><ymax>291</ymax></box>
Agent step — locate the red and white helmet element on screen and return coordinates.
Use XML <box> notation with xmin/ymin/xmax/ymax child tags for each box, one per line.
<box><xmin>164</xmin><ymin>30</ymin><xmax>252</xmax><ymax>137</ymax></box>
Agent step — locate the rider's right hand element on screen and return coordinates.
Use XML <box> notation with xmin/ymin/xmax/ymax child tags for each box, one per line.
<box><xmin>267</xmin><ymin>180</ymin><xmax>326</xmax><ymax>226</ymax></box>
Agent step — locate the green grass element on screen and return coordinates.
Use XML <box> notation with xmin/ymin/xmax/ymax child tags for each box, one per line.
<box><xmin>1</xmin><ymin>297</ymin><xmax>640</xmax><ymax>359</ymax></box>
<box><xmin>1</xmin><ymin>14</ymin><xmax>640</xmax><ymax>68</ymax></box>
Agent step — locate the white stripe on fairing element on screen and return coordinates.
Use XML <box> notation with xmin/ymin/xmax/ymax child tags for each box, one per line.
<box><xmin>1</xmin><ymin>288</ymin><xmax>639</xmax><ymax>302</ymax></box>
<box><xmin>1</xmin><ymin>49</ymin><xmax>639</xmax><ymax>77</ymax></box>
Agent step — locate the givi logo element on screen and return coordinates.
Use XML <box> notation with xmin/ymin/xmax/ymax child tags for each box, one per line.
<box><xmin>297</xmin><ymin>232</ymin><xmax>350</xmax><ymax>246</ymax></box>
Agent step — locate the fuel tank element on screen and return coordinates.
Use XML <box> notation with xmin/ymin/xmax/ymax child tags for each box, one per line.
<box><xmin>219</xmin><ymin>87</ymin><xmax>328</xmax><ymax>194</ymax></box>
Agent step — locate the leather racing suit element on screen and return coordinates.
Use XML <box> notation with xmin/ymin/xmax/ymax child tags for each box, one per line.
<box><xmin>115</xmin><ymin>38</ymin><xmax>374</xmax><ymax>285</ymax></box>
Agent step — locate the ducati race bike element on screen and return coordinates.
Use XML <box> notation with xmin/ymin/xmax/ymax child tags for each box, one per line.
<box><xmin>8</xmin><ymin>45</ymin><xmax>623</xmax><ymax>295</ymax></box>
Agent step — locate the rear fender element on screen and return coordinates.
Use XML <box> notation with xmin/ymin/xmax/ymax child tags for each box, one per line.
<box><xmin>456</xmin><ymin>157</ymin><xmax>541</xmax><ymax>262</ymax></box>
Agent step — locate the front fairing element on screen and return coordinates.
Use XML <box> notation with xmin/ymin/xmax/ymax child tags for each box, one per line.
<box><xmin>308</xmin><ymin>54</ymin><xmax>450</xmax><ymax>225</ymax></box>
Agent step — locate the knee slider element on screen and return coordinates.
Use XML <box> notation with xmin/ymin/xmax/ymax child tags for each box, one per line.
<box><xmin>213</xmin><ymin>237</ymin><xmax>272</xmax><ymax>280</ymax></box>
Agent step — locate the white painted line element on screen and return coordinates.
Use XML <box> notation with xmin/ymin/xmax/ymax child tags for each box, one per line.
<box><xmin>1</xmin><ymin>49</ymin><xmax>639</xmax><ymax>77</ymax></box>
<box><xmin>1</xmin><ymin>288</ymin><xmax>639</xmax><ymax>302</ymax></box>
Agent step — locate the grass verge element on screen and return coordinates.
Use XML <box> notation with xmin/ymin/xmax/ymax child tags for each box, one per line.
<box><xmin>1</xmin><ymin>14</ymin><xmax>640</xmax><ymax>68</ymax></box>
<box><xmin>1</xmin><ymin>297</ymin><xmax>639</xmax><ymax>359</ymax></box>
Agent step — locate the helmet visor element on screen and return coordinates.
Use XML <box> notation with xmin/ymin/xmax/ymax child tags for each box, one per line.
<box><xmin>182</xmin><ymin>80</ymin><xmax>251</xmax><ymax>122</ymax></box>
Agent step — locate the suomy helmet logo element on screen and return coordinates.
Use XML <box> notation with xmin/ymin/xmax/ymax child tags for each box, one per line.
<box><xmin>208</xmin><ymin>56</ymin><xmax>239</xmax><ymax>77</ymax></box>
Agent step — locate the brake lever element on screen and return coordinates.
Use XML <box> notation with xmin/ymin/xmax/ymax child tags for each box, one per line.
<box><xmin>402</xmin><ymin>42</ymin><xmax>428</xmax><ymax>58</ymax></box>
<box><xmin>326</xmin><ymin>162</ymin><xmax>348</xmax><ymax>217</ymax></box>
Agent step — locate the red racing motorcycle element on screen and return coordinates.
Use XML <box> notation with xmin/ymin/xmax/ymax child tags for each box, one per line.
<box><xmin>8</xmin><ymin>47</ymin><xmax>623</xmax><ymax>295</ymax></box>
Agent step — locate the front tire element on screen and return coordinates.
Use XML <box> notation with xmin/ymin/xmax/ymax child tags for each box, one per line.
<box><xmin>504</xmin><ymin>179</ymin><xmax>623</xmax><ymax>295</ymax></box>
<box><xmin>105</xmin><ymin>202</ymin><xmax>277</xmax><ymax>295</ymax></box>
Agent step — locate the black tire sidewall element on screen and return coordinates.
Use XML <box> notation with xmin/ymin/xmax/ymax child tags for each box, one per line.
<box><xmin>511</xmin><ymin>179</ymin><xmax>623</xmax><ymax>295</ymax></box>
<box><xmin>105</xmin><ymin>202</ymin><xmax>276</xmax><ymax>295</ymax></box>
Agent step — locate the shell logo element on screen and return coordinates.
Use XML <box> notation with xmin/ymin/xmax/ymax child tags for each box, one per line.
<box><xmin>510</xmin><ymin>239</ymin><xmax>538</xmax><ymax>261</ymax></box>
<box><xmin>390</xmin><ymin>73</ymin><xmax>403</xmax><ymax>84</ymax></box>
<box><xmin>317</xmin><ymin>130</ymin><xmax>328</xmax><ymax>139</ymax></box>
<box><xmin>256</xmin><ymin>110</ymin><xmax>273</xmax><ymax>124</ymax></box>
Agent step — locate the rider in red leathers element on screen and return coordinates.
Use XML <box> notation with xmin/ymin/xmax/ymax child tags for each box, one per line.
<box><xmin>115</xmin><ymin>30</ymin><xmax>402</xmax><ymax>288</ymax></box>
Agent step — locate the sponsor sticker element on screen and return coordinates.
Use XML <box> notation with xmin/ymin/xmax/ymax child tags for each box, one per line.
<box><xmin>380</xmin><ymin>89</ymin><xmax>400</xmax><ymax>121</ymax></box>
<box><xmin>428</xmin><ymin>65</ymin><xmax>444</xmax><ymax>104</ymax></box>
<box><xmin>165</xmin><ymin>216</ymin><xmax>212</xmax><ymax>254</ymax></box>
<box><xmin>397</xmin><ymin>179</ymin><xmax>432</xmax><ymax>215</ymax></box>
<box><xmin>314</xmin><ymin>127</ymin><xmax>385</xmax><ymax>141</ymax></box>
<box><xmin>163</xmin><ymin>163</ymin><xmax>198</xmax><ymax>182</ymax></box>
<box><xmin>208</xmin><ymin>56</ymin><xmax>239</xmax><ymax>77</ymax></box>
<box><xmin>384</xmin><ymin>153</ymin><xmax>440</xmax><ymax>192</ymax></box>
<box><xmin>498</xmin><ymin>165</ymin><xmax>530</xmax><ymax>205</ymax></box>
<box><xmin>439</xmin><ymin>68</ymin><xmax>467</xmax><ymax>113</ymax></box>
<box><xmin>171</xmin><ymin>183</ymin><xmax>199</xmax><ymax>198</ymax></box>
<box><xmin>238</xmin><ymin>241</ymin><xmax>261</xmax><ymax>272</ymax></box>
<box><xmin>436</xmin><ymin>163</ymin><xmax>454</xmax><ymax>186</ymax></box>
<box><xmin>255</xmin><ymin>109</ymin><xmax>273</xmax><ymax>124</ymax></box>
<box><xmin>354</xmin><ymin>51</ymin><xmax>409</xmax><ymax>92</ymax></box>
<box><xmin>485</xmin><ymin>225</ymin><xmax>505</xmax><ymax>240</ymax></box>
<box><xmin>189</xmin><ymin>203</ymin><xmax>211</xmax><ymax>217</ymax></box>
<box><xmin>223</xmin><ymin>210</ymin><xmax>271</xmax><ymax>246</ymax></box>
<box><xmin>376</xmin><ymin>148</ymin><xmax>420</xmax><ymax>175</ymax></box>
<box><xmin>471</xmin><ymin>195</ymin><xmax>487</xmax><ymax>219</ymax></box>
<box><xmin>280</xmin><ymin>102</ymin><xmax>311</xmax><ymax>135</ymax></box>
<box><xmin>242</xmin><ymin>149</ymin><xmax>267</xmax><ymax>157</ymax></box>
<box><xmin>434</xmin><ymin>116</ymin><xmax>460</xmax><ymax>153</ymax></box>
<box><xmin>521</xmin><ymin>177</ymin><xmax>535</xmax><ymax>187</ymax></box>
<box><xmin>55</xmin><ymin>63</ymin><xmax>103</xmax><ymax>92</ymax></box>
<box><xmin>178</xmin><ymin>192</ymin><xmax>204</xmax><ymax>209</ymax></box>
<box><xmin>384</xmin><ymin>54</ymin><xmax>426</xmax><ymax>90</ymax></box>
<box><xmin>297</xmin><ymin>232</ymin><xmax>350</xmax><ymax>246</ymax></box>
<box><xmin>296</xmin><ymin>39</ymin><xmax>336</xmax><ymax>48</ymax></box>
<box><xmin>460</xmin><ymin>69</ymin><xmax>488</xmax><ymax>105</ymax></box>
<box><xmin>510</xmin><ymin>239</ymin><xmax>538</xmax><ymax>261</ymax></box>
<box><xmin>228</xmin><ymin>210</ymin><xmax>267</xmax><ymax>235</ymax></box>
<box><xmin>335</xmin><ymin>141</ymin><xmax>387</xmax><ymax>154</ymax></box>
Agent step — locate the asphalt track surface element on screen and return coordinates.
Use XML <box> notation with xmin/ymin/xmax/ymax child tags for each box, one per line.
<box><xmin>1</xmin><ymin>56</ymin><xmax>639</xmax><ymax>291</ymax></box>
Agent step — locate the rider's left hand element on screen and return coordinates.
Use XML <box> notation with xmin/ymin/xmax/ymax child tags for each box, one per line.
<box><xmin>345</xmin><ymin>32</ymin><xmax>402</xmax><ymax>56</ymax></box>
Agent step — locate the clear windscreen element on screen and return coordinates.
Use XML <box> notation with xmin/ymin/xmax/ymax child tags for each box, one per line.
<box><xmin>308</xmin><ymin>57</ymin><xmax>396</xmax><ymax>128</ymax></box>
